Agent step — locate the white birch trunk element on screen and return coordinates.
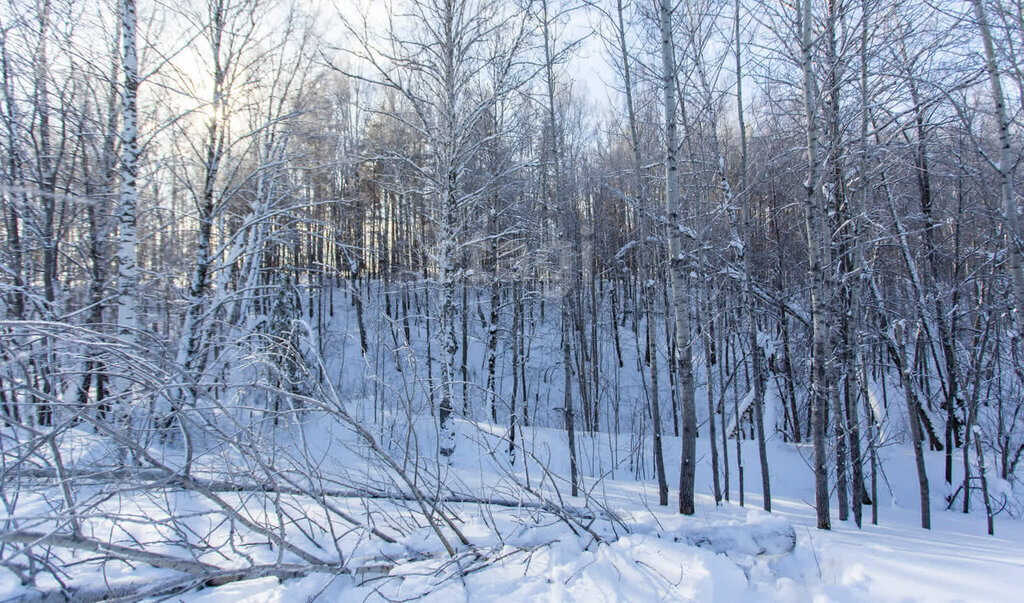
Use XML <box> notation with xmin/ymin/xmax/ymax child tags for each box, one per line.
<box><xmin>797</xmin><ymin>0</ymin><xmax>832</xmax><ymax>530</ymax></box>
<box><xmin>659</xmin><ymin>0</ymin><xmax>697</xmax><ymax>515</ymax></box>
<box><xmin>541</xmin><ymin>0</ymin><xmax>578</xmax><ymax>494</ymax></box>
<box><xmin>116</xmin><ymin>0</ymin><xmax>140</xmax><ymax>366</ymax></box>
<box><xmin>735</xmin><ymin>0</ymin><xmax>770</xmax><ymax>513</ymax></box>
<box><xmin>436</xmin><ymin>0</ymin><xmax>460</xmax><ymax>458</ymax></box>
<box><xmin>971</xmin><ymin>0</ymin><xmax>1024</xmax><ymax>339</ymax></box>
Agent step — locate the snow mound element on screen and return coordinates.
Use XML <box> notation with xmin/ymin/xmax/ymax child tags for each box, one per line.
<box><xmin>675</xmin><ymin>517</ymin><xmax>797</xmax><ymax>556</ymax></box>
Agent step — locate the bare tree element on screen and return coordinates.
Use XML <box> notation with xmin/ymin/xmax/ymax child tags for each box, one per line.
<box><xmin>797</xmin><ymin>0</ymin><xmax>832</xmax><ymax>530</ymax></box>
<box><xmin>658</xmin><ymin>0</ymin><xmax>698</xmax><ymax>515</ymax></box>
<box><xmin>114</xmin><ymin>0</ymin><xmax>139</xmax><ymax>407</ymax></box>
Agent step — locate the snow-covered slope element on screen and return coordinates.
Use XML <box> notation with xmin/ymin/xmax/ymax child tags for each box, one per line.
<box><xmin>3</xmin><ymin>287</ymin><xmax>1021</xmax><ymax>601</ymax></box>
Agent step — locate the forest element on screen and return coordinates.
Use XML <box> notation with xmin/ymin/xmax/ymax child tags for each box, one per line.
<box><xmin>1</xmin><ymin>0</ymin><xmax>1023</xmax><ymax>599</ymax></box>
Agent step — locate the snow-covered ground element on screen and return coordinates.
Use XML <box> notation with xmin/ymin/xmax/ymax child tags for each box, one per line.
<box><xmin>6</xmin><ymin>414</ymin><xmax>1017</xmax><ymax>602</ymax></box>
<box><xmin>156</xmin><ymin>421</ymin><xmax>1023</xmax><ymax>603</ymax></box>
<box><xmin>3</xmin><ymin>287</ymin><xmax>1021</xmax><ymax>601</ymax></box>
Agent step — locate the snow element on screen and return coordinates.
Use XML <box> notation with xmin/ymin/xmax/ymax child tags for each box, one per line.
<box><xmin>11</xmin><ymin>423</ymin><xmax>1016</xmax><ymax>603</ymax></box>
<box><xmin>227</xmin><ymin>415</ymin><xmax>1020</xmax><ymax>603</ymax></box>
<box><xmin>3</xmin><ymin>286</ymin><xmax>1022</xmax><ymax>602</ymax></box>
